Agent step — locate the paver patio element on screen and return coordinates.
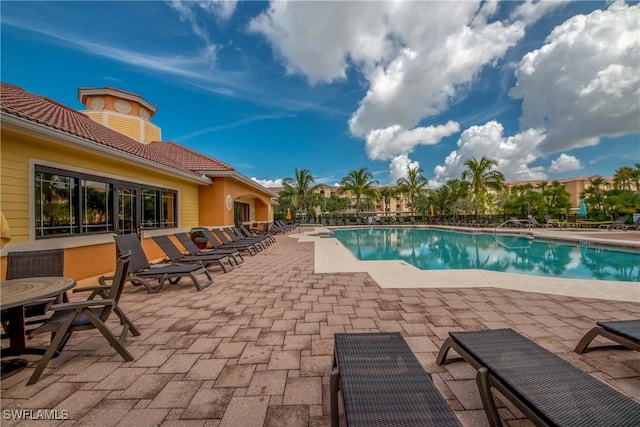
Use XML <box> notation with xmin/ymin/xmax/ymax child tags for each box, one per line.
<box><xmin>1</xmin><ymin>229</ymin><xmax>639</xmax><ymax>426</ymax></box>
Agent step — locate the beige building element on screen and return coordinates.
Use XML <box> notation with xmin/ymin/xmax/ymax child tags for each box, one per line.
<box><xmin>505</xmin><ymin>176</ymin><xmax>616</xmax><ymax>210</ymax></box>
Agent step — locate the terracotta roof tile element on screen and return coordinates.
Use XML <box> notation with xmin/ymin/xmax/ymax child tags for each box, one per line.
<box><xmin>0</xmin><ymin>83</ymin><xmax>200</xmax><ymax>177</ymax></box>
<box><xmin>149</xmin><ymin>141</ymin><xmax>234</xmax><ymax>172</ymax></box>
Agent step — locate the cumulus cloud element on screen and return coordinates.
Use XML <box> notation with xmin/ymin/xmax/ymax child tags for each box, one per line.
<box><xmin>510</xmin><ymin>1</ymin><xmax>640</xmax><ymax>153</ymax></box>
<box><xmin>389</xmin><ymin>154</ymin><xmax>420</xmax><ymax>183</ymax></box>
<box><xmin>365</xmin><ymin>121</ymin><xmax>460</xmax><ymax>161</ymax></box>
<box><xmin>249</xmin><ymin>0</ymin><xmax>566</xmax><ymax>182</ymax></box>
<box><xmin>251</xmin><ymin>177</ymin><xmax>282</xmax><ymax>188</ymax></box>
<box><xmin>549</xmin><ymin>154</ymin><xmax>582</xmax><ymax>173</ymax></box>
<box><xmin>431</xmin><ymin>121</ymin><xmax>548</xmax><ymax>187</ymax></box>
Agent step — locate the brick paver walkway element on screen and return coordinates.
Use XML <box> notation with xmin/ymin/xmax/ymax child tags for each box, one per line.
<box><xmin>2</xmin><ymin>233</ymin><xmax>639</xmax><ymax>426</ymax></box>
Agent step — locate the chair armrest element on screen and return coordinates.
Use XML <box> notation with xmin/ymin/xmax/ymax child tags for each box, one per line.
<box><xmin>50</xmin><ymin>299</ymin><xmax>114</xmax><ymax>311</ymax></box>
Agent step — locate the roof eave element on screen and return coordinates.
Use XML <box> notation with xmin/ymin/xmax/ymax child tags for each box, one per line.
<box><xmin>1</xmin><ymin>113</ymin><xmax>211</xmax><ymax>185</ymax></box>
<box><xmin>198</xmin><ymin>170</ymin><xmax>278</xmax><ymax>197</ymax></box>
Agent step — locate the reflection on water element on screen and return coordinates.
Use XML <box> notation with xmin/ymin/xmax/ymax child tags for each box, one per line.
<box><xmin>332</xmin><ymin>228</ymin><xmax>640</xmax><ymax>282</ymax></box>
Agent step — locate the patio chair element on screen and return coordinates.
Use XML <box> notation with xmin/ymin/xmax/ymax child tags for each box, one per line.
<box><xmin>114</xmin><ymin>234</ymin><xmax>213</xmax><ymax>293</ymax></box>
<box><xmin>526</xmin><ymin>215</ymin><xmax>545</xmax><ymax>228</ymax></box>
<box><xmin>575</xmin><ymin>319</ymin><xmax>640</xmax><ymax>353</ymax></box>
<box><xmin>621</xmin><ymin>217</ymin><xmax>640</xmax><ymax>231</ymax></box>
<box><xmin>331</xmin><ymin>332</ymin><xmax>461</xmax><ymax>427</ymax></box>
<box><xmin>2</xmin><ymin>249</ymin><xmax>65</xmax><ymax>338</ymax></box>
<box><xmin>436</xmin><ymin>328</ymin><xmax>640</xmax><ymax>426</ymax></box>
<box><xmin>27</xmin><ymin>253</ymin><xmax>134</xmax><ymax>385</ymax></box>
<box><xmin>209</xmin><ymin>228</ymin><xmax>260</xmax><ymax>255</ymax></box>
<box><xmin>151</xmin><ymin>235</ymin><xmax>234</xmax><ymax>273</ymax></box>
<box><xmin>174</xmin><ymin>232</ymin><xmax>244</xmax><ymax>265</ymax></box>
<box><xmin>225</xmin><ymin>227</ymin><xmax>271</xmax><ymax>249</ymax></box>
<box><xmin>599</xmin><ymin>215</ymin><xmax>628</xmax><ymax>230</ymax></box>
<box><xmin>239</xmin><ymin>224</ymin><xmax>276</xmax><ymax>244</ymax></box>
<box><xmin>544</xmin><ymin>214</ymin><xmax>565</xmax><ymax>228</ymax></box>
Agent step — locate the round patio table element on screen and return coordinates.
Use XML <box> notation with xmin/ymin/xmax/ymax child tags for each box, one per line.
<box><xmin>1</xmin><ymin>277</ymin><xmax>75</xmax><ymax>377</ymax></box>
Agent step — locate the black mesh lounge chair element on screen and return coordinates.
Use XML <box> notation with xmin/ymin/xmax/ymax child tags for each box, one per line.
<box><xmin>621</xmin><ymin>217</ymin><xmax>640</xmax><ymax>230</ymax></box>
<box><xmin>225</xmin><ymin>227</ymin><xmax>271</xmax><ymax>249</ymax></box>
<box><xmin>114</xmin><ymin>234</ymin><xmax>213</xmax><ymax>293</ymax></box>
<box><xmin>436</xmin><ymin>328</ymin><xmax>640</xmax><ymax>426</ymax></box>
<box><xmin>575</xmin><ymin>319</ymin><xmax>640</xmax><ymax>353</ymax></box>
<box><xmin>27</xmin><ymin>253</ymin><xmax>134</xmax><ymax>385</ymax></box>
<box><xmin>527</xmin><ymin>215</ymin><xmax>545</xmax><ymax>228</ymax></box>
<box><xmin>239</xmin><ymin>224</ymin><xmax>276</xmax><ymax>245</ymax></box>
<box><xmin>174</xmin><ymin>232</ymin><xmax>244</xmax><ymax>265</ymax></box>
<box><xmin>151</xmin><ymin>235</ymin><xmax>234</xmax><ymax>273</ymax></box>
<box><xmin>208</xmin><ymin>228</ymin><xmax>260</xmax><ymax>255</ymax></box>
<box><xmin>331</xmin><ymin>333</ymin><xmax>461</xmax><ymax>427</ymax></box>
<box><xmin>599</xmin><ymin>215</ymin><xmax>628</xmax><ymax>230</ymax></box>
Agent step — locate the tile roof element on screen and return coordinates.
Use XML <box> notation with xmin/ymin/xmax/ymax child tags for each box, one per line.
<box><xmin>149</xmin><ymin>141</ymin><xmax>234</xmax><ymax>172</ymax></box>
<box><xmin>0</xmin><ymin>83</ymin><xmax>202</xmax><ymax>177</ymax></box>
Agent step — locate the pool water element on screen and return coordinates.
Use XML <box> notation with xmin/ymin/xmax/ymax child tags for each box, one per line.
<box><xmin>331</xmin><ymin>228</ymin><xmax>640</xmax><ymax>282</ymax></box>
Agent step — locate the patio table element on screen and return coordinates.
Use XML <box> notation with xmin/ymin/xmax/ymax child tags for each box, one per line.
<box><xmin>1</xmin><ymin>277</ymin><xmax>75</xmax><ymax>377</ymax></box>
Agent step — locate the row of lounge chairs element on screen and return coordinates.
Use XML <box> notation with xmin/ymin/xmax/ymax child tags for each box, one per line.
<box><xmin>113</xmin><ymin>225</ymin><xmax>280</xmax><ymax>294</ymax></box>
<box><xmin>332</xmin><ymin>319</ymin><xmax>640</xmax><ymax>426</ymax></box>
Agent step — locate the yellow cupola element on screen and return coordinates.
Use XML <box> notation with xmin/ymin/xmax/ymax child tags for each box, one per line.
<box><xmin>78</xmin><ymin>87</ymin><xmax>161</xmax><ymax>144</ymax></box>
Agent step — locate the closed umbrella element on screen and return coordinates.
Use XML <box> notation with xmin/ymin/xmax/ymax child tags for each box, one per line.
<box><xmin>286</xmin><ymin>208</ymin><xmax>292</xmax><ymax>221</ymax></box>
<box><xmin>579</xmin><ymin>200</ymin><xmax>587</xmax><ymax>217</ymax></box>
<box><xmin>430</xmin><ymin>205</ymin><xmax>435</xmax><ymax>217</ymax></box>
<box><xmin>0</xmin><ymin>211</ymin><xmax>11</xmax><ymax>248</ymax></box>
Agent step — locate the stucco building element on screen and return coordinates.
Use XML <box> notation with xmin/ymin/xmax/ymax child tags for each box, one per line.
<box><xmin>0</xmin><ymin>83</ymin><xmax>276</xmax><ymax>279</ymax></box>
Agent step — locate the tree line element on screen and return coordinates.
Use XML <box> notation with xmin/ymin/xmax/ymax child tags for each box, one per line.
<box><xmin>276</xmin><ymin>159</ymin><xmax>640</xmax><ymax>222</ymax></box>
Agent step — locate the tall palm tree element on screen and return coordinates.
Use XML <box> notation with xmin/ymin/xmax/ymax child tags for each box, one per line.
<box><xmin>396</xmin><ymin>166</ymin><xmax>428</xmax><ymax>215</ymax></box>
<box><xmin>614</xmin><ymin>166</ymin><xmax>634</xmax><ymax>190</ymax></box>
<box><xmin>281</xmin><ymin>168</ymin><xmax>324</xmax><ymax>217</ymax></box>
<box><xmin>581</xmin><ymin>176</ymin><xmax>607</xmax><ymax>213</ymax></box>
<box><xmin>461</xmin><ymin>156</ymin><xmax>505</xmax><ymax>218</ymax></box>
<box><xmin>378</xmin><ymin>186</ymin><xmax>397</xmax><ymax>217</ymax></box>
<box><xmin>338</xmin><ymin>168</ymin><xmax>379</xmax><ymax>217</ymax></box>
<box><xmin>633</xmin><ymin>163</ymin><xmax>640</xmax><ymax>193</ymax></box>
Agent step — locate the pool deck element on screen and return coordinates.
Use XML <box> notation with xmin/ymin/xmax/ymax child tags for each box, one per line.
<box><xmin>1</xmin><ymin>227</ymin><xmax>638</xmax><ymax>426</ymax></box>
<box><xmin>302</xmin><ymin>226</ymin><xmax>640</xmax><ymax>302</ymax></box>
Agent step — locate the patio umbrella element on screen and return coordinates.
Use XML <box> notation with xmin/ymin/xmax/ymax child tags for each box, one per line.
<box><xmin>286</xmin><ymin>208</ymin><xmax>292</xmax><ymax>221</ymax></box>
<box><xmin>579</xmin><ymin>199</ymin><xmax>587</xmax><ymax>217</ymax></box>
<box><xmin>430</xmin><ymin>205</ymin><xmax>434</xmax><ymax>217</ymax></box>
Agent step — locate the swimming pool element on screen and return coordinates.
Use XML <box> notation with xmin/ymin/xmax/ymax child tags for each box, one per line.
<box><xmin>331</xmin><ymin>228</ymin><xmax>640</xmax><ymax>282</ymax></box>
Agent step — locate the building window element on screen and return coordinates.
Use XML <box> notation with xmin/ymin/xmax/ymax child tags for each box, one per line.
<box><xmin>35</xmin><ymin>166</ymin><xmax>177</xmax><ymax>238</ymax></box>
<box><xmin>35</xmin><ymin>172</ymin><xmax>77</xmax><ymax>237</ymax></box>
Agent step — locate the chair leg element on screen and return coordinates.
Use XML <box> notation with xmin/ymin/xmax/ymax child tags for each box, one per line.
<box><xmin>574</xmin><ymin>326</ymin><xmax>601</xmax><ymax>353</ymax></box>
<box><xmin>27</xmin><ymin>313</ymin><xmax>76</xmax><ymax>385</ymax></box>
<box><xmin>83</xmin><ymin>310</ymin><xmax>133</xmax><ymax>362</ymax></box>
<box><xmin>436</xmin><ymin>337</ymin><xmax>454</xmax><ymax>365</ymax></box>
<box><xmin>190</xmin><ymin>269</ymin><xmax>213</xmax><ymax>291</ymax></box>
<box><xmin>330</xmin><ymin>368</ymin><xmax>341</xmax><ymax>427</ymax></box>
<box><xmin>114</xmin><ymin>306</ymin><xmax>141</xmax><ymax>340</ymax></box>
<box><xmin>476</xmin><ymin>367</ymin><xmax>503</xmax><ymax>427</ymax></box>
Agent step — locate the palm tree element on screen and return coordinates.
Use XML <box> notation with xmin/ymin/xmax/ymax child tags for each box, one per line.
<box><xmin>338</xmin><ymin>168</ymin><xmax>379</xmax><ymax>217</ymax></box>
<box><xmin>378</xmin><ymin>186</ymin><xmax>397</xmax><ymax>217</ymax></box>
<box><xmin>581</xmin><ymin>176</ymin><xmax>607</xmax><ymax>213</ymax></box>
<box><xmin>614</xmin><ymin>166</ymin><xmax>634</xmax><ymax>190</ymax></box>
<box><xmin>633</xmin><ymin>163</ymin><xmax>640</xmax><ymax>193</ymax></box>
<box><xmin>281</xmin><ymin>168</ymin><xmax>324</xmax><ymax>218</ymax></box>
<box><xmin>461</xmin><ymin>156</ymin><xmax>506</xmax><ymax>218</ymax></box>
<box><xmin>396</xmin><ymin>166</ymin><xmax>428</xmax><ymax>215</ymax></box>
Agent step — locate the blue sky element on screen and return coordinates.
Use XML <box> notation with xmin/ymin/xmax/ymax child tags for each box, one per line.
<box><xmin>2</xmin><ymin>1</ymin><xmax>638</xmax><ymax>188</ymax></box>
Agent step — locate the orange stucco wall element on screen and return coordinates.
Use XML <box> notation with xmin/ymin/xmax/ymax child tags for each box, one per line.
<box><xmin>199</xmin><ymin>177</ymin><xmax>272</xmax><ymax>227</ymax></box>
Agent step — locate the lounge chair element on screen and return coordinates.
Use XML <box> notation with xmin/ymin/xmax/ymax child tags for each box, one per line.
<box><xmin>599</xmin><ymin>215</ymin><xmax>628</xmax><ymax>230</ymax></box>
<box><xmin>114</xmin><ymin>234</ymin><xmax>213</xmax><ymax>293</ymax></box>
<box><xmin>544</xmin><ymin>214</ymin><xmax>565</xmax><ymax>228</ymax></box>
<box><xmin>226</xmin><ymin>227</ymin><xmax>272</xmax><ymax>248</ymax></box>
<box><xmin>331</xmin><ymin>332</ymin><xmax>461</xmax><ymax>427</ymax></box>
<box><xmin>575</xmin><ymin>319</ymin><xmax>640</xmax><ymax>353</ymax></box>
<box><xmin>621</xmin><ymin>217</ymin><xmax>640</xmax><ymax>231</ymax></box>
<box><xmin>151</xmin><ymin>235</ymin><xmax>234</xmax><ymax>273</ymax></box>
<box><xmin>510</xmin><ymin>217</ymin><xmax>529</xmax><ymax>228</ymax></box>
<box><xmin>239</xmin><ymin>224</ymin><xmax>276</xmax><ymax>245</ymax></box>
<box><xmin>206</xmin><ymin>228</ymin><xmax>260</xmax><ymax>256</ymax></box>
<box><xmin>174</xmin><ymin>232</ymin><xmax>244</xmax><ymax>265</ymax></box>
<box><xmin>27</xmin><ymin>253</ymin><xmax>135</xmax><ymax>385</ymax></box>
<box><xmin>436</xmin><ymin>328</ymin><xmax>640</xmax><ymax>426</ymax></box>
<box><xmin>526</xmin><ymin>215</ymin><xmax>545</xmax><ymax>228</ymax></box>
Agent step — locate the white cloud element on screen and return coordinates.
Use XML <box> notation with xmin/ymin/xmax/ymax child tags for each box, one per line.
<box><xmin>251</xmin><ymin>177</ymin><xmax>282</xmax><ymax>188</ymax></box>
<box><xmin>511</xmin><ymin>0</ymin><xmax>569</xmax><ymax>26</ymax></box>
<box><xmin>389</xmin><ymin>154</ymin><xmax>420</xmax><ymax>183</ymax></box>
<box><xmin>431</xmin><ymin>121</ymin><xmax>548</xmax><ymax>187</ymax></box>
<box><xmin>249</xmin><ymin>0</ymin><xmax>564</xmax><ymax>183</ymax></box>
<box><xmin>365</xmin><ymin>121</ymin><xmax>460</xmax><ymax>161</ymax></box>
<box><xmin>510</xmin><ymin>1</ymin><xmax>640</xmax><ymax>153</ymax></box>
<box><xmin>549</xmin><ymin>154</ymin><xmax>582</xmax><ymax>173</ymax></box>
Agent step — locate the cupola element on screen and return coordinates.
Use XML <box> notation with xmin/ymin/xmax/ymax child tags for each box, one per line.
<box><xmin>78</xmin><ymin>87</ymin><xmax>161</xmax><ymax>144</ymax></box>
